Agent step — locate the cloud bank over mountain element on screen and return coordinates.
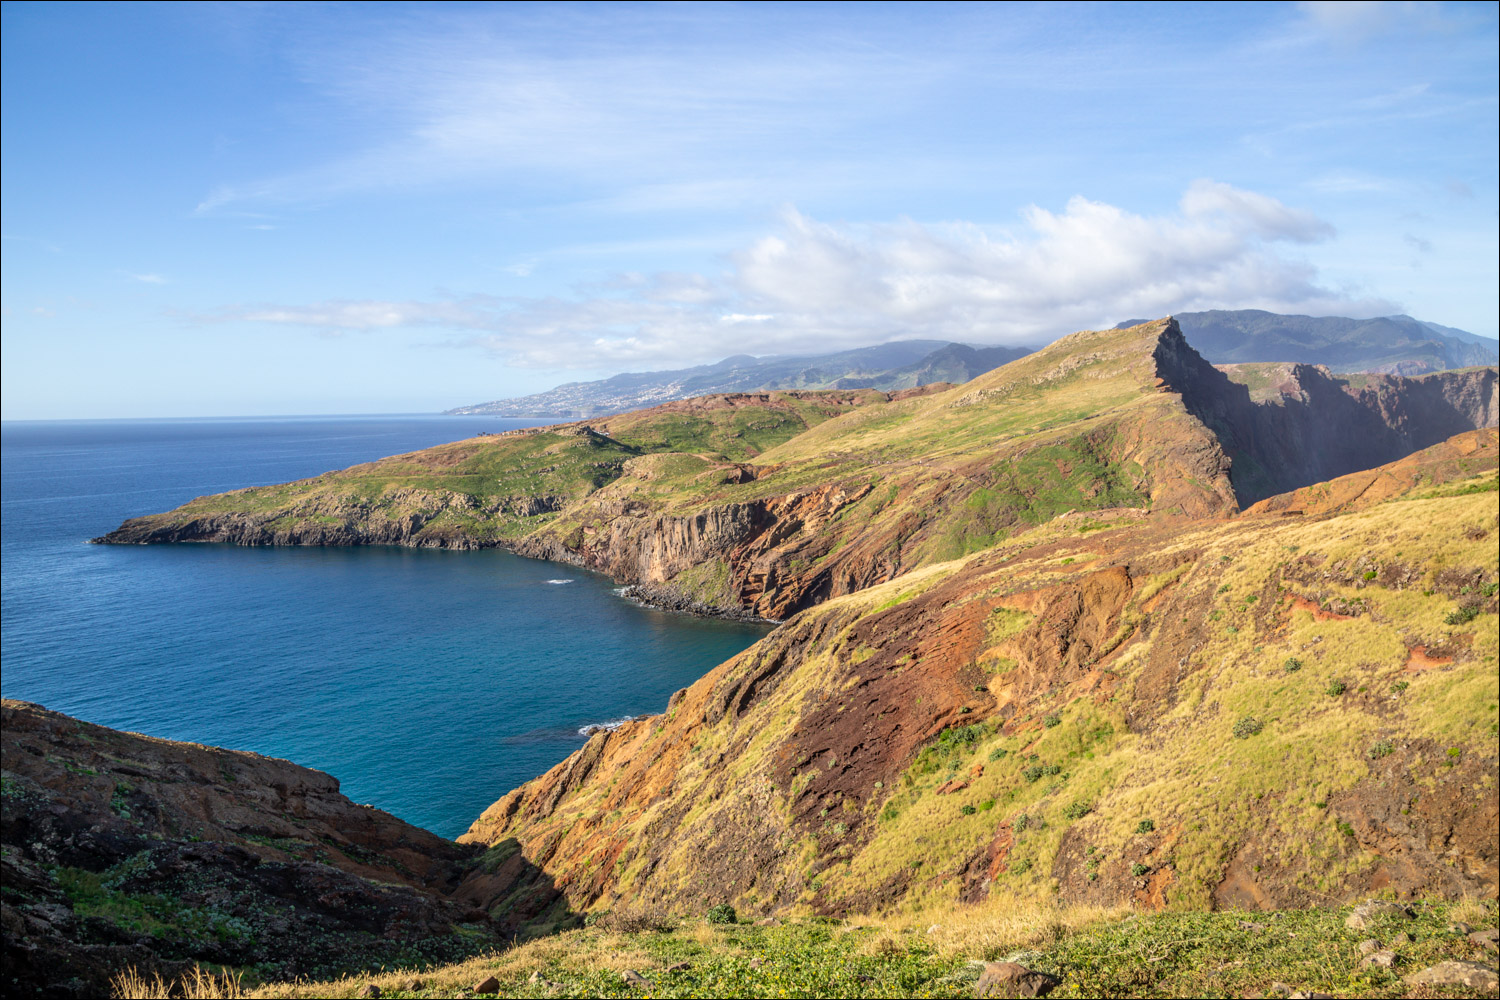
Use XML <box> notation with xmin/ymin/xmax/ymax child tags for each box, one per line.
<box><xmin>223</xmin><ymin>181</ymin><xmax>1391</xmax><ymax>369</ymax></box>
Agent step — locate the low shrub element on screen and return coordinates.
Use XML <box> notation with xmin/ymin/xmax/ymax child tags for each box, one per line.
<box><xmin>1232</xmin><ymin>717</ymin><xmax>1263</xmax><ymax>739</ymax></box>
<box><xmin>706</xmin><ymin>904</ymin><xmax>737</xmax><ymax>925</ymax></box>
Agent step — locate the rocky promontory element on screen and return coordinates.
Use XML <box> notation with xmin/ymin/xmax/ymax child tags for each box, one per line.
<box><xmin>94</xmin><ymin>321</ymin><xmax>1498</xmax><ymax>627</ymax></box>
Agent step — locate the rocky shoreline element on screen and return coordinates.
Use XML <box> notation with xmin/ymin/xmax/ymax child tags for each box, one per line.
<box><xmin>617</xmin><ymin>583</ymin><xmax>782</xmax><ymax>625</ymax></box>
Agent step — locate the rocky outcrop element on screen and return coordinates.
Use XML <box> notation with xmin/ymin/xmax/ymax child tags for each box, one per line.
<box><xmin>0</xmin><ymin>701</ymin><xmax>564</xmax><ymax>996</ymax></box>
<box><xmin>1155</xmin><ymin>325</ymin><xmax>1498</xmax><ymax>505</ymax></box>
<box><xmin>96</xmin><ymin>486</ymin><xmax>505</xmax><ymax>549</ymax></box>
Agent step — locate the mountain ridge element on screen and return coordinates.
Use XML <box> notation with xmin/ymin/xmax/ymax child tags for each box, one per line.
<box><xmin>447</xmin><ymin>339</ymin><xmax>1019</xmax><ymax>418</ymax></box>
<box><xmin>449</xmin><ymin>309</ymin><xmax>1496</xmax><ymax>418</ymax></box>
<box><xmin>98</xmin><ymin>319</ymin><xmax>1497</xmax><ymax>623</ymax></box>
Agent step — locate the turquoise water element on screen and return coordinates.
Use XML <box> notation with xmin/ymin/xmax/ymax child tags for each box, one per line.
<box><xmin>0</xmin><ymin>416</ymin><xmax>769</xmax><ymax>837</ymax></box>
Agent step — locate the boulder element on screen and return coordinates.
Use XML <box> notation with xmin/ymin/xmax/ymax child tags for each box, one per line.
<box><xmin>1344</xmin><ymin>900</ymin><xmax>1410</xmax><ymax>930</ymax></box>
<box><xmin>1404</xmin><ymin>961</ymin><xmax>1499</xmax><ymax>991</ymax></box>
<box><xmin>975</xmin><ymin>961</ymin><xmax>1060</xmax><ymax>998</ymax></box>
<box><xmin>473</xmin><ymin>975</ymin><xmax>501</xmax><ymax>994</ymax></box>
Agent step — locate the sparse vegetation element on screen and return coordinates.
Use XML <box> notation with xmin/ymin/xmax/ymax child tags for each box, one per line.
<box><xmin>705</xmin><ymin>903</ymin><xmax>737</xmax><ymax>925</ymax></box>
<box><xmin>1232</xmin><ymin>717</ymin><xmax>1263</xmax><ymax>739</ymax></box>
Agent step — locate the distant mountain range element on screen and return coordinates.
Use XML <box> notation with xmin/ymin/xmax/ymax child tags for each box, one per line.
<box><xmin>449</xmin><ymin>309</ymin><xmax>1497</xmax><ymax>416</ymax></box>
<box><xmin>1121</xmin><ymin>309</ymin><xmax>1498</xmax><ymax>375</ymax></box>
<box><xmin>447</xmin><ymin>340</ymin><xmax>1034</xmax><ymax>417</ymax></box>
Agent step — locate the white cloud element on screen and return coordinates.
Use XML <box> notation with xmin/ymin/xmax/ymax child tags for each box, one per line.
<box><xmin>210</xmin><ymin>182</ymin><xmax>1396</xmax><ymax>367</ymax></box>
<box><xmin>1299</xmin><ymin>1</ymin><xmax>1449</xmax><ymax>42</ymax></box>
<box><xmin>128</xmin><ymin>273</ymin><xmax>169</xmax><ymax>284</ymax></box>
<box><xmin>193</xmin><ymin>22</ymin><xmax>935</xmax><ymax>214</ymax></box>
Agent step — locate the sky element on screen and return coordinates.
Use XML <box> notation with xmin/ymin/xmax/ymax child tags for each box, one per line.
<box><xmin>2</xmin><ymin>1</ymin><xmax>1496</xmax><ymax>419</ymax></box>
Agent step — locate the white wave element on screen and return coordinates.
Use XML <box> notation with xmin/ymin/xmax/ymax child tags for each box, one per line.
<box><xmin>543</xmin><ymin>578</ymin><xmax>574</xmax><ymax>585</ymax></box>
<box><xmin>577</xmin><ymin>716</ymin><xmax>637</xmax><ymax>737</ymax></box>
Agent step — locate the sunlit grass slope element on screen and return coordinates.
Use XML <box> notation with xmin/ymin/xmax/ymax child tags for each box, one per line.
<box><xmin>462</xmin><ymin>480</ymin><xmax>1497</xmax><ymax>922</ymax></box>
<box><xmin>119</xmin><ymin>897</ymin><xmax>1497</xmax><ymax>999</ymax></box>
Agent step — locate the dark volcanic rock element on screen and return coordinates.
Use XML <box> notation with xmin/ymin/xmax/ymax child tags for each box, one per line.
<box><xmin>0</xmin><ymin>700</ymin><xmax>567</xmax><ymax>997</ymax></box>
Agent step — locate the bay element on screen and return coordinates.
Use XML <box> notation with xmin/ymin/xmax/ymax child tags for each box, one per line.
<box><xmin>0</xmin><ymin>415</ymin><xmax>769</xmax><ymax>838</ymax></box>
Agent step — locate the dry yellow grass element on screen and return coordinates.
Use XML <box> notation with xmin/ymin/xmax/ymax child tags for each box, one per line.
<box><xmin>859</xmin><ymin>898</ymin><xmax>1131</xmax><ymax>961</ymax></box>
<box><xmin>112</xmin><ymin>966</ymin><xmax>245</xmax><ymax>999</ymax></box>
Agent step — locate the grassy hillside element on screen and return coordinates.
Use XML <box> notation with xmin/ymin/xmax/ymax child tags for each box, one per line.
<box><xmin>94</xmin><ymin>391</ymin><xmax>895</xmax><ymax>549</ymax></box>
<box><xmin>461</xmin><ymin>477</ymin><xmax>1498</xmax><ymax>922</ymax></box>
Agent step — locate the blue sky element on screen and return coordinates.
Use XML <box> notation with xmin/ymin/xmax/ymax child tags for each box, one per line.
<box><xmin>2</xmin><ymin>1</ymin><xmax>1496</xmax><ymax>419</ymax></box>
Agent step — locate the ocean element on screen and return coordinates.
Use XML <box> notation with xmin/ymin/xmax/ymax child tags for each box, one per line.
<box><xmin>0</xmin><ymin>416</ymin><xmax>769</xmax><ymax>838</ymax></box>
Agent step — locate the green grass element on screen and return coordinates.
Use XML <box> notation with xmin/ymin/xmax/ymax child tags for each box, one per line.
<box><xmin>56</xmin><ymin>865</ymin><xmax>252</xmax><ymax>944</ymax></box>
<box><xmin>258</xmin><ymin>899</ymin><xmax>1498</xmax><ymax>999</ymax></box>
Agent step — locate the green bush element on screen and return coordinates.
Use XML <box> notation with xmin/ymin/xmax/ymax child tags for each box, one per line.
<box><xmin>706</xmin><ymin>904</ymin><xmax>737</xmax><ymax>925</ymax></box>
<box><xmin>1010</xmin><ymin>858</ymin><xmax>1032</xmax><ymax>875</ymax></box>
<box><xmin>1131</xmin><ymin>863</ymin><xmax>1150</xmax><ymax>877</ymax></box>
<box><xmin>960</xmin><ymin>804</ymin><xmax>977</xmax><ymax>816</ymax></box>
<box><xmin>988</xmin><ymin>747</ymin><xmax>1008</xmax><ymax>762</ymax></box>
<box><xmin>1283</xmin><ymin>657</ymin><xmax>1302</xmax><ymax>673</ymax></box>
<box><xmin>1013</xmin><ymin>813</ymin><xmax>1030</xmax><ymax>833</ymax></box>
<box><xmin>1135</xmin><ymin>819</ymin><xmax>1155</xmax><ymax>834</ymax></box>
<box><xmin>1063</xmin><ymin>801</ymin><xmax>1093</xmax><ymax>821</ymax></box>
<box><xmin>1326</xmin><ymin>681</ymin><xmax>1346</xmax><ymax>696</ymax></box>
<box><xmin>1367</xmin><ymin>739</ymin><xmax>1395</xmax><ymax>760</ymax></box>
<box><xmin>1444</xmin><ymin>604</ymin><xmax>1482</xmax><ymax>625</ymax></box>
<box><xmin>1042</xmin><ymin>714</ymin><xmax>1061</xmax><ymax>728</ymax></box>
<box><xmin>1232</xmin><ymin>717</ymin><xmax>1263</xmax><ymax>739</ymax></box>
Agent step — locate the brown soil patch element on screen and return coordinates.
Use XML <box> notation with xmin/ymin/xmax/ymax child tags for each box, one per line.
<box><xmin>1287</xmin><ymin>593</ymin><xmax>1355</xmax><ymax>621</ymax></box>
<box><xmin>1404</xmin><ymin>645</ymin><xmax>1455</xmax><ymax>672</ymax></box>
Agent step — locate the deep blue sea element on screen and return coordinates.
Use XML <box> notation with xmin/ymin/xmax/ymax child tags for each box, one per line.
<box><xmin>0</xmin><ymin>416</ymin><xmax>769</xmax><ymax>838</ymax></box>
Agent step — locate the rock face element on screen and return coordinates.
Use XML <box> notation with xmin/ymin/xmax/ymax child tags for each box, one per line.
<box><xmin>1247</xmin><ymin>427</ymin><xmax>1499</xmax><ymax>516</ymax></box>
<box><xmin>1155</xmin><ymin>324</ymin><xmax>1498</xmax><ymax>505</ymax></box>
<box><xmin>0</xmin><ymin>700</ymin><xmax>564</xmax><ymax>997</ymax></box>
